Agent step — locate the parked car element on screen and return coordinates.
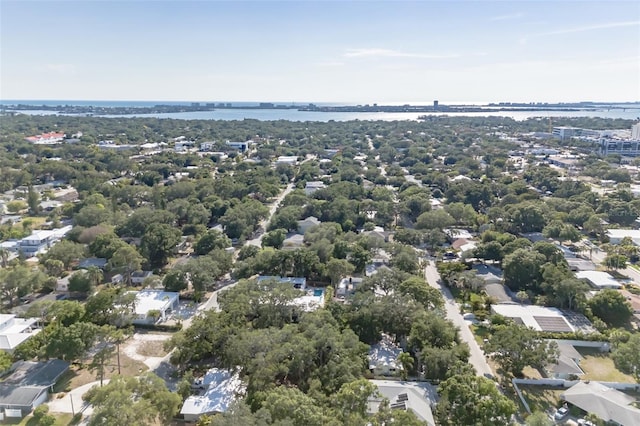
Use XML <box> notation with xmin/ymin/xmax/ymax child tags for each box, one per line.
<box><xmin>554</xmin><ymin>407</ymin><xmax>569</xmax><ymax>420</ymax></box>
<box><xmin>577</xmin><ymin>419</ymin><xmax>595</xmax><ymax>426</ymax></box>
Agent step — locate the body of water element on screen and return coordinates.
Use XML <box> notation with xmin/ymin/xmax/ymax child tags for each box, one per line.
<box><xmin>3</xmin><ymin>100</ymin><xmax>639</xmax><ymax>122</ymax></box>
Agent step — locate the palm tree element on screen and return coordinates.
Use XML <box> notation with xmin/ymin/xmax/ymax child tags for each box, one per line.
<box><xmin>397</xmin><ymin>352</ymin><xmax>414</xmax><ymax>381</ymax></box>
<box><xmin>0</xmin><ymin>248</ymin><xmax>9</xmax><ymax>268</ymax></box>
<box><xmin>86</xmin><ymin>266</ymin><xmax>103</xmax><ymax>288</ymax></box>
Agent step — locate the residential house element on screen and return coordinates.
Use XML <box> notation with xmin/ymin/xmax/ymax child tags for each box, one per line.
<box><xmin>256</xmin><ymin>276</ymin><xmax>306</xmax><ymax>290</ymax></box>
<box><xmin>130</xmin><ymin>290</ymin><xmax>179</xmax><ymax>325</ymax></box>
<box><xmin>575</xmin><ymin>271</ymin><xmax>622</xmax><ymax>290</ymax></box>
<box><xmin>281</xmin><ymin>234</ymin><xmax>305</xmax><ymax>250</ymax></box>
<box><xmin>336</xmin><ymin>277</ymin><xmax>363</xmax><ymax>298</ymax></box>
<box><xmin>0</xmin><ymin>314</ymin><xmax>40</xmax><ymax>352</ymax></box>
<box><xmin>561</xmin><ymin>381</ymin><xmax>640</xmax><ymax>426</ymax></box>
<box><xmin>304</xmin><ymin>181</ymin><xmax>326</xmax><ymax>196</ymax></box>
<box><xmin>545</xmin><ymin>341</ymin><xmax>584</xmax><ymax>379</ymax></box>
<box><xmin>77</xmin><ymin>257</ymin><xmax>108</xmax><ymax>270</ymax></box>
<box><xmin>275</xmin><ymin>156</ymin><xmax>298</xmax><ymax>165</ymax></box>
<box><xmin>24</xmin><ymin>132</ymin><xmax>65</xmax><ymax>145</ymax></box>
<box><xmin>180</xmin><ymin>369</ymin><xmax>245</xmax><ymax>423</ymax></box>
<box><xmin>130</xmin><ymin>270</ymin><xmax>153</xmax><ymax>285</ymax></box>
<box><xmin>17</xmin><ymin>225</ymin><xmax>72</xmax><ymax>257</ymax></box>
<box><xmin>490</xmin><ymin>305</ymin><xmax>579</xmax><ymax>333</ymax></box>
<box><xmin>368</xmin><ymin>336</ymin><xmax>402</xmax><ymax>376</ymax></box>
<box><xmin>0</xmin><ymin>359</ymin><xmax>70</xmax><ymax>419</ymax></box>
<box><xmin>297</xmin><ymin>216</ymin><xmax>321</xmax><ymax>234</ymax></box>
<box><xmin>367</xmin><ymin>380</ymin><xmax>437</xmax><ymax>426</ymax></box>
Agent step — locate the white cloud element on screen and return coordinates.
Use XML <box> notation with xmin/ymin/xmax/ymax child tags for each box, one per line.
<box><xmin>490</xmin><ymin>12</ymin><xmax>524</xmax><ymax>21</ymax></box>
<box><xmin>342</xmin><ymin>48</ymin><xmax>459</xmax><ymax>60</ymax></box>
<box><xmin>533</xmin><ymin>20</ymin><xmax>639</xmax><ymax>37</ymax></box>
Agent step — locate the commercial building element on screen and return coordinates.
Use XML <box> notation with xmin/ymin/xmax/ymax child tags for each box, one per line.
<box><xmin>598</xmin><ymin>138</ymin><xmax>640</xmax><ymax>157</ymax></box>
<box><xmin>226</xmin><ymin>141</ymin><xmax>251</xmax><ymax>152</ymax></box>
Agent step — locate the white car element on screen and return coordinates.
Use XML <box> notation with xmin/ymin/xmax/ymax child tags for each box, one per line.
<box><xmin>577</xmin><ymin>420</ymin><xmax>595</xmax><ymax>426</ymax></box>
<box><xmin>554</xmin><ymin>407</ymin><xmax>569</xmax><ymax>420</ymax></box>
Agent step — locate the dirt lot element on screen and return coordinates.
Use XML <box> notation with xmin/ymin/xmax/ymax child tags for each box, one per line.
<box><xmin>54</xmin><ymin>352</ymin><xmax>149</xmax><ymax>393</ymax></box>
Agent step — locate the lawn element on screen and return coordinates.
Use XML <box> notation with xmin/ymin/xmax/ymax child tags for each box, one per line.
<box><xmin>518</xmin><ymin>385</ymin><xmax>565</xmax><ymax>414</ymax></box>
<box><xmin>6</xmin><ymin>413</ymin><xmax>74</xmax><ymax>426</ymax></box>
<box><xmin>577</xmin><ymin>348</ymin><xmax>636</xmax><ymax>383</ymax></box>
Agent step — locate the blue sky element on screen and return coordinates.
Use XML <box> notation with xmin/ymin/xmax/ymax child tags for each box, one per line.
<box><xmin>1</xmin><ymin>0</ymin><xmax>638</xmax><ymax>103</ymax></box>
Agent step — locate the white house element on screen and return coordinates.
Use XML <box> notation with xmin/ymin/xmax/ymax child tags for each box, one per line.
<box><xmin>368</xmin><ymin>336</ymin><xmax>403</xmax><ymax>376</ymax></box>
<box><xmin>606</xmin><ymin>229</ymin><xmax>640</xmax><ymax>245</ymax></box>
<box><xmin>575</xmin><ymin>271</ymin><xmax>622</xmax><ymax>290</ymax></box>
<box><xmin>368</xmin><ymin>380</ymin><xmax>437</xmax><ymax>426</ymax></box>
<box><xmin>180</xmin><ymin>369</ymin><xmax>245</xmax><ymax>423</ymax></box>
<box><xmin>17</xmin><ymin>225</ymin><xmax>72</xmax><ymax>257</ymax></box>
<box><xmin>275</xmin><ymin>156</ymin><xmax>298</xmax><ymax>165</ymax></box>
<box><xmin>336</xmin><ymin>277</ymin><xmax>363</xmax><ymax>298</ymax></box>
<box><xmin>0</xmin><ymin>314</ymin><xmax>40</xmax><ymax>352</ymax></box>
<box><xmin>490</xmin><ymin>305</ymin><xmax>578</xmax><ymax>333</ymax></box>
<box><xmin>130</xmin><ymin>290</ymin><xmax>179</xmax><ymax>325</ymax></box>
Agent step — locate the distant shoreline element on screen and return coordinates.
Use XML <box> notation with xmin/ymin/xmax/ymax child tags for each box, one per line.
<box><xmin>2</xmin><ymin>101</ymin><xmax>639</xmax><ymax>116</ymax></box>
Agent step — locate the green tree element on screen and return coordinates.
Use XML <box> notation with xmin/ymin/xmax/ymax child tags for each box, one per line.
<box><xmin>42</xmin><ymin>240</ymin><xmax>86</xmax><ymax>269</ymax></box>
<box><xmin>326</xmin><ymin>258</ymin><xmax>355</xmax><ymax>286</ymax></box>
<box><xmin>141</xmin><ymin>223</ymin><xmax>182</xmax><ymax>267</ymax></box>
<box><xmin>108</xmin><ymin>245</ymin><xmax>144</xmax><ymax>285</ymax></box>
<box><xmin>68</xmin><ymin>272</ymin><xmax>93</xmax><ymax>294</ymax></box>
<box><xmin>397</xmin><ymin>352</ymin><xmax>414</xmax><ymax>380</ymax></box>
<box><xmin>502</xmin><ymin>248</ymin><xmax>546</xmax><ymax>292</ymax></box>
<box><xmin>261</xmin><ymin>228</ymin><xmax>287</xmax><ymax>249</ymax></box>
<box><xmin>163</xmin><ymin>269</ymin><xmax>188</xmax><ymax>292</ymax></box>
<box><xmin>589</xmin><ymin>289</ymin><xmax>634</xmax><ymax>327</ymax></box>
<box><xmin>612</xmin><ymin>333</ymin><xmax>640</xmax><ymax>380</ymax></box>
<box><xmin>85</xmin><ymin>266</ymin><xmax>104</xmax><ymax>288</ymax></box>
<box><xmin>0</xmin><ymin>350</ymin><xmax>12</xmax><ymax>372</ymax></box>
<box><xmin>435</xmin><ymin>374</ymin><xmax>517</xmax><ymax>426</ymax></box>
<box><xmin>485</xmin><ymin>324</ymin><xmax>559</xmax><ymax>377</ymax></box>
<box><xmin>195</xmin><ymin>229</ymin><xmax>231</xmax><ymax>255</ymax></box>
<box><xmin>84</xmin><ymin>373</ymin><xmax>181</xmax><ymax>426</ymax></box>
<box><xmin>27</xmin><ymin>186</ymin><xmax>40</xmax><ymax>215</ymax></box>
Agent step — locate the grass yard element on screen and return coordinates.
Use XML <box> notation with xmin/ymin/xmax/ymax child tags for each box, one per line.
<box><xmin>577</xmin><ymin>348</ymin><xmax>636</xmax><ymax>383</ymax></box>
<box><xmin>518</xmin><ymin>385</ymin><xmax>565</xmax><ymax>414</ymax></box>
<box><xmin>5</xmin><ymin>413</ymin><xmax>74</xmax><ymax>426</ymax></box>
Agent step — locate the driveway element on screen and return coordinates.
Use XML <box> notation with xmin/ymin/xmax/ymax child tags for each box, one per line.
<box><xmin>48</xmin><ymin>380</ymin><xmax>109</xmax><ymax>416</ymax></box>
<box><xmin>424</xmin><ymin>261</ymin><xmax>493</xmax><ymax>377</ymax></box>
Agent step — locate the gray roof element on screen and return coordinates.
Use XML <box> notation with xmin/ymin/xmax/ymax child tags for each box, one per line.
<box><xmin>562</xmin><ymin>381</ymin><xmax>640</xmax><ymax>426</ymax></box>
<box><xmin>3</xmin><ymin>359</ymin><xmax>70</xmax><ymax>387</ymax></box>
<box><xmin>0</xmin><ymin>385</ymin><xmax>47</xmax><ymax>408</ymax></box>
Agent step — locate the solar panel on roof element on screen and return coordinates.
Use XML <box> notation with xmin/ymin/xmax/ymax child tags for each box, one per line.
<box><xmin>397</xmin><ymin>393</ymin><xmax>408</xmax><ymax>402</ymax></box>
<box><xmin>390</xmin><ymin>402</ymin><xmax>406</xmax><ymax>410</ymax></box>
<box><xmin>533</xmin><ymin>316</ymin><xmax>572</xmax><ymax>332</ymax></box>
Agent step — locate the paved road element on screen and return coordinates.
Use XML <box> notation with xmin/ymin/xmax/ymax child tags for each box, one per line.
<box><xmin>245</xmin><ymin>182</ymin><xmax>295</xmax><ymax>248</ymax></box>
<box><xmin>424</xmin><ymin>261</ymin><xmax>494</xmax><ymax>377</ymax></box>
